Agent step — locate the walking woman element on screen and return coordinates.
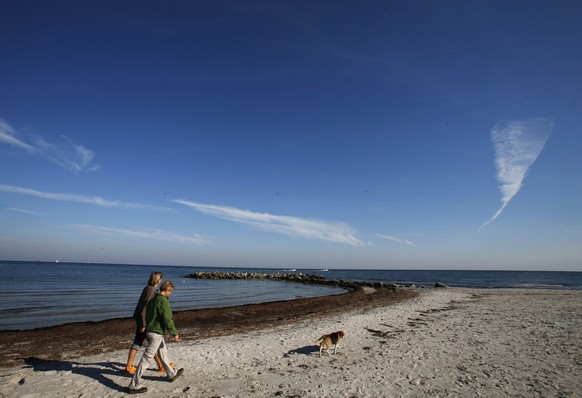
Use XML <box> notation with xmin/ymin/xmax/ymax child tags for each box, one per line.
<box><xmin>125</xmin><ymin>271</ymin><xmax>165</xmax><ymax>374</ymax></box>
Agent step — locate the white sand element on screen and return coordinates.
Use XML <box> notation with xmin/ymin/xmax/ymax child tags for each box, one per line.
<box><xmin>1</xmin><ymin>288</ymin><xmax>580</xmax><ymax>398</ymax></box>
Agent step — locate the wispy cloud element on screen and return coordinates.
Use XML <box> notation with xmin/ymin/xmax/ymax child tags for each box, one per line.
<box><xmin>0</xmin><ymin>119</ymin><xmax>37</xmax><ymax>152</ymax></box>
<box><xmin>7</xmin><ymin>207</ymin><xmax>45</xmax><ymax>216</ymax></box>
<box><xmin>72</xmin><ymin>224</ymin><xmax>209</xmax><ymax>245</ymax></box>
<box><xmin>32</xmin><ymin>135</ymin><xmax>100</xmax><ymax>173</ymax></box>
<box><xmin>0</xmin><ymin>184</ymin><xmax>172</xmax><ymax>212</ymax></box>
<box><xmin>174</xmin><ymin>199</ymin><xmax>365</xmax><ymax>247</ymax></box>
<box><xmin>480</xmin><ymin>118</ymin><xmax>553</xmax><ymax>231</ymax></box>
<box><xmin>376</xmin><ymin>234</ymin><xmax>417</xmax><ymax>248</ymax></box>
<box><xmin>0</xmin><ymin>119</ymin><xmax>100</xmax><ymax>174</ymax></box>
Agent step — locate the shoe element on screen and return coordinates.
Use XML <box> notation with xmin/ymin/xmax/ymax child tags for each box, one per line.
<box><xmin>128</xmin><ymin>386</ymin><xmax>148</xmax><ymax>394</ymax></box>
<box><xmin>157</xmin><ymin>362</ymin><xmax>175</xmax><ymax>373</ymax></box>
<box><xmin>125</xmin><ymin>365</ymin><xmax>137</xmax><ymax>375</ymax></box>
<box><xmin>168</xmin><ymin>368</ymin><xmax>184</xmax><ymax>383</ymax></box>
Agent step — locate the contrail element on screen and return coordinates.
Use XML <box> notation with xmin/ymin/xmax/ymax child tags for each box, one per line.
<box><xmin>479</xmin><ymin>118</ymin><xmax>553</xmax><ymax>231</ymax></box>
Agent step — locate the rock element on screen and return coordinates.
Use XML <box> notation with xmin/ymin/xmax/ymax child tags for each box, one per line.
<box><xmin>434</xmin><ymin>282</ymin><xmax>449</xmax><ymax>288</ymax></box>
<box><xmin>185</xmin><ymin>271</ymin><xmax>376</xmax><ymax>291</ymax></box>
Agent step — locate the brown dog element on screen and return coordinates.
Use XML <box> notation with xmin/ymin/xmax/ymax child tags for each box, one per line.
<box><xmin>314</xmin><ymin>331</ymin><xmax>345</xmax><ymax>357</ymax></box>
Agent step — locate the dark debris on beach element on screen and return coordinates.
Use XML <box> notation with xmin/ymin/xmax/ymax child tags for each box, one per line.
<box><xmin>0</xmin><ymin>274</ymin><xmax>416</xmax><ymax>369</ymax></box>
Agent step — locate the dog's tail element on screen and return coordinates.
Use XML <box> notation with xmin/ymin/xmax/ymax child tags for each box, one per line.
<box><xmin>313</xmin><ymin>337</ymin><xmax>324</xmax><ymax>344</ymax></box>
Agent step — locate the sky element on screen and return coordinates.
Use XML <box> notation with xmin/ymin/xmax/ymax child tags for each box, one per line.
<box><xmin>1</xmin><ymin>1</ymin><xmax>581</xmax><ymax>271</ymax></box>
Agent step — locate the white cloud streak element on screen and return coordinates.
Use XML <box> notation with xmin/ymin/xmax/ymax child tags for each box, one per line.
<box><xmin>376</xmin><ymin>234</ymin><xmax>417</xmax><ymax>248</ymax></box>
<box><xmin>0</xmin><ymin>184</ymin><xmax>172</xmax><ymax>212</ymax></box>
<box><xmin>7</xmin><ymin>207</ymin><xmax>45</xmax><ymax>216</ymax></box>
<box><xmin>72</xmin><ymin>224</ymin><xmax>209</xmax><ymax>245</ymax></box>
<box><xmin>480</xmin><ymin>118</ymin><xmax>553</xmax><ymax>231</ymax></box>
<box><xmin>173</xmin><ymin>199</ymin><xmax>365</xmax><ymax>247</ymax></box>
<box><xmin>0</xmin><ymin>119</ymin><xmax>100</xmax><ymax>174</ymax></box>
<box><xmin>0</xmin><ymin>119</ymin><xmax>37</xmax><ymax>152</ymax></box>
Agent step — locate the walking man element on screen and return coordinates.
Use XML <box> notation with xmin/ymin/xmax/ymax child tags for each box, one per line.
<box><xmin>128</xmin><ymin>280</ymin><xmax>184</xmax><ymax>394</ymax></box>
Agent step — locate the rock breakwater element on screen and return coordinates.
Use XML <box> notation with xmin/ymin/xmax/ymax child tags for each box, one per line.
<box><xmin>184</xmin><ymin>271</ymin><xmax>399</xmax><ymax>291</ymax></box>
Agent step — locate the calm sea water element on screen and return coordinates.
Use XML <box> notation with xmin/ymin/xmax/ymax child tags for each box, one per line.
<box><xmin>1</xmin><ymin>261</ymin><xmax>580</xmax><ymax>331</ymax></box>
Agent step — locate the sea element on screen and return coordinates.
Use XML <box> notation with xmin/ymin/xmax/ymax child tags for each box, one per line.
<box><xmin>1</xmin><ymin>261</ymin><xmax>581</xmax><ymax>331</ymax></box>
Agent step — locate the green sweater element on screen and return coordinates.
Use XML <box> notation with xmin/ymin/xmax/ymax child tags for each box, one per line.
<box><xmin>146</xmin><ymin>293</ymin><xmax>178</xmax><ymax>336</ymax></box>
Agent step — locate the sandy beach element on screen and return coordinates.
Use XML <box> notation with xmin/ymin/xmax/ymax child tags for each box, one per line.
<box><xmin>0</xmin><ymin>287</ymin><xmax>580</xmax><ymax>398</ymax></box>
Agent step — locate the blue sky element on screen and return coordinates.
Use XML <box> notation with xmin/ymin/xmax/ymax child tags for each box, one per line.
<box><xmin>1</xmin><ymin>1</ymin><xmax>581</xmax><ymax>270</ymax></box>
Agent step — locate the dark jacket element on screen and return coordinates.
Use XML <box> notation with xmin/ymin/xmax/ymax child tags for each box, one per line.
<box><xmin>132</xmin><ymin>285</ymin><xmax>156</xmax><ymax>328</ymax></box>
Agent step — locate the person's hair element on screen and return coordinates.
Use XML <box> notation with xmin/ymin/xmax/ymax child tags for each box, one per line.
<box><xmin>160</xmin><ymin>280</ymin><xmax>175</xmax><ymax>292</ymax></box>
<box><xmin>148</xmin><ymin>272</ymin><xmax>163</xmax><ymax>287</ymax></box>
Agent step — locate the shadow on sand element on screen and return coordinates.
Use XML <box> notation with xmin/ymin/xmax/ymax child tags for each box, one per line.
<box><xmin>285</xmin><ymin>345</ymin><xmax>320</xmax><ymax>356</ymax></box>
<box><xmin>22</xmin><ymin>357</ymin><xmax>164</xmax><ymax>393</ymax></box>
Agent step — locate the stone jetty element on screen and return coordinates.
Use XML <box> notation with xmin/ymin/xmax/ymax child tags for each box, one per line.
<box><xmin>184</xmin><ymin>271</ymin><xmax>399</xmax><ymax>290</ymax></box>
